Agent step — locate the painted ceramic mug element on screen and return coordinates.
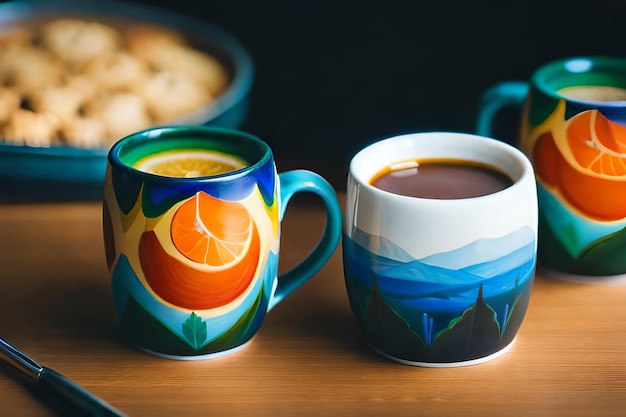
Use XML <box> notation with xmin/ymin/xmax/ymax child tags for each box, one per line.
<box><xmin>477</xmin><ymin>56</ymin><xmax>626</xmax><ymax>282</ymax></box>
<box><xmin>343</xmin><ymin>132</ymin><xmax>538</xmax><ymax>367</ymax></box>
<box><xmin>103</xmin><ymin>126</ymin><xmax>342</xmax><ymax>359</ymax></box>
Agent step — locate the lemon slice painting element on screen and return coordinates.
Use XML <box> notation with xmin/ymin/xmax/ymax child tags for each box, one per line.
<box><xmin>134</xmin><ymin>150</ymin><xmax>246</xmax><ymax>178</ymax></box>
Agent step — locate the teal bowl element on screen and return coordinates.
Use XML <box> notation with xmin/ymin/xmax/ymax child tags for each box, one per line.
<box><xmin>0</xmin><ymin>0</ymin><xmax>254</xmax><ymax>201</ymax></box>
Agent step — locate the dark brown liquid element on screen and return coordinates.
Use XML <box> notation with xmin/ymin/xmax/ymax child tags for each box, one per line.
<box><xmin>370</xmin><ymin>158</ymin><xmax>514</xmax><ymax>199</ymax></box>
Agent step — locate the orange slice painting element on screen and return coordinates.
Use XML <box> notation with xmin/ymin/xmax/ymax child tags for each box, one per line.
<box><xmin>533</xmin><ymin>109</ymin><xmax>626</xmax><ymax>221</ymax></box>
<box><xmin>139</xmin><ymin>192</ymin><xmax>261</xmax><ymax>310</ymax></box>
<box><xmin>171</xmin><ymin>192</ymin><xmax>253</xmax><ymax>266</ymax></box>
<box><xmin>566</xmin><ymin>110</ymin><xmax>626</xmax><ymax>176</ymax></box>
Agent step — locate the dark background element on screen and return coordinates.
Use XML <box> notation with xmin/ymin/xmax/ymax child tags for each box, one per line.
<box><xmin>131</xmin><ymin>0</ymin><xmax>625</xmax><ymax>189</ymax></box>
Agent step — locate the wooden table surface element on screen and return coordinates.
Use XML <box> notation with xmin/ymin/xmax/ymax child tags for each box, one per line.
<box><xmin>1</xmin><ymin>194</ymin><xmax>626</xmax><ymax>417</ymax></box>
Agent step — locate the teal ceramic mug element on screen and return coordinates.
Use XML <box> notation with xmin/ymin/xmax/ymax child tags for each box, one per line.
<box><xmin>103</xmin><ymin>126</ymin><xmax>342</xmax><ymax>359</ymax></box>
<box><xmin>477</xmin><ymin>56</ymin><xmax>626</xmax><ymax>283</ymax></box>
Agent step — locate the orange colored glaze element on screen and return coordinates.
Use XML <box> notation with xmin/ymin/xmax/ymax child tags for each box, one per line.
<box><xmin>567</xmin><ymin>110</ymin><xmax>626</xmax><ymax>176</ymax></box>
<box><xmin>171</xmin><ymin>192</ymin><xmax>252</xmax><ymax>266</ymax></box>
<box><xmin>532</xmin><ymin>132</ymin><xmax>560</xmax><ymax>188</ymax></box>
<box><xmin>532</xmin><ymin>110</ymin><xmax>626</xmax><ymax>221</ymax></box>
<box><xmin>139</xmin><ymin>193</ymin><xmax>261</xmax><ymax>310</ymax></box>
<box><xmin>558</xmin><ymin>153</ymin><xmax>626</xmax><ymax>222</ymax></box>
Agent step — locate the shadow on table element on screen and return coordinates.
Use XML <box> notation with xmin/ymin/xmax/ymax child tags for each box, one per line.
<box><xmin>29</xmin><ymin>275</ymin><xmax>124</xmax><ymax>349</ymax></box>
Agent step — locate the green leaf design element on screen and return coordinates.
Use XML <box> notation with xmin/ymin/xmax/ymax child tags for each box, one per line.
<box><xmin>539</xmin><ymin>210</ymin><xmax>626</xmax><ymax>276</ymax></box>
<box><xmin>500</xmin><ymin>278</ymin><xmax>533</xmax><ymax>345</ymax></box>
<box><xmin>537</xmin><ymin>212</ymin><xmax>576</xmax><ymax>271</ymax></box>
<box><xmin>363</xmin><ymin>273</ymin><xmax>427</xmax><ymax>361</ymax></box>
<box><xmin>429</xmin><ymin>285</ymin><xmax>501</xmax><ymax>363</ymax></box>
<box><xmin>205</xmin><ymin>284</ymin><xmax>266</xmax><ymax>352</ymax></box>
<box><xmin>119</xmin><ymin>284</ymin><xmax>268</xmax><ymax>357</ymax></box>
<box><xmin>576</xmin><ymin>225</ymin><xmax>626</xmax><ymax>275</ymax></box>
<box><xmin>182</xmin><ymin>312</ymin><xmax>208</xmax><ymax>350</ymax></box>
<box><xmin>121</xmin><ymin>296</ymin><xmax>195</xmax><ymax>355</ymax></box>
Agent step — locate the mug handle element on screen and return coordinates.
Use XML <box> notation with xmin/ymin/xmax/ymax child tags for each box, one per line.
<box><xmin>476</xmin><ymin>81</ymin><xmax>529</xmax><ymax>138</ymax></box>
<box><xmin>266</xmin><ymin>169</ymin><xmax>342</xmax><ymax>311</ymax></box>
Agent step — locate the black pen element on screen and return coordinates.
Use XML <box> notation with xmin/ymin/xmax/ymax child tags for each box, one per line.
<box><xmin>0</xmin><ymin>336</ymin><xmax>128</xmax><ymax>417</ymax></box>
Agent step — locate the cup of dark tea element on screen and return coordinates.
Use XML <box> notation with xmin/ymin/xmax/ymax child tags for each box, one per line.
<box><xmin>342</xmin><ymin>131</ymin><xmax>538</xmax><ymax>367</ymax></box>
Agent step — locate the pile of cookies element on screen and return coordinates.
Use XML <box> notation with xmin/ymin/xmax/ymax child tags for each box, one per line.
<box><xmin>0</xmin><ymin>18</ymin><xmax>230</xmax><ymax>148</ymax></box>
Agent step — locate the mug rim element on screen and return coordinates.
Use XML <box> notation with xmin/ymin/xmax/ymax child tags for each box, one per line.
<box><xmin>108</xmin><ymin>126</ymin><xmax>272</xmax><ymax>182</ymax></box>
<box><xmin>532</xmin><ymin>55</ymin><xmax>626</xmax><ymax>106</ymax></box>
<box><xmin>349</xmin><ymin>131</ymin><xmax>535</xmax><ymax>203</ymax></box>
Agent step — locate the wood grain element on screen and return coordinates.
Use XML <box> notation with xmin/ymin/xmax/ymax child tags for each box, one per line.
<box><xmin>1</xmin><ymin>196</ymin><xmax>626</xmax><ymax>417</ymax></box>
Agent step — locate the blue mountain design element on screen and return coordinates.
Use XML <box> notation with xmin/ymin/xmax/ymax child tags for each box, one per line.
<box><xmin>380</xmin><ymin>259</ymin><xmax>480</xmax><ymax>286</ymax></box>
<box><xmin>460</xmin><ymin>243</ymin><xmax>535</xmax><ymax>278</ymax></box>
<box><xmin>417</xmin><ymin>226</ymin><xmax>536</xmax><ymax>270</ymax></box>
<box><xmin>344</xmin><ymin>226</ymin><xmax>536</xmax><ymax>302</ymax></box>
<box><xmin>343</xmin><ymin>226</ymin><xmax>537</xmax><ymax>363</ymax></box>
<box><xmin>349</xmin><ymin>227</ymin><xmax>415</xmax><ymax>263</ymax></box>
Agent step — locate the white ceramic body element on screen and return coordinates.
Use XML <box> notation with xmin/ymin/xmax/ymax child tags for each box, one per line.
<box><xmin>342</xmin><ymin>132</ymin><xmax>538</xmax><ymax>367</ymax></box>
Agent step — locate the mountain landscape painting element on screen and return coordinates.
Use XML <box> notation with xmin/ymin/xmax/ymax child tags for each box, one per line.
<box><xmin>342</xmin><ymin>226</ymin><xmax>536</xmax><ymax>364</ymax></box>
